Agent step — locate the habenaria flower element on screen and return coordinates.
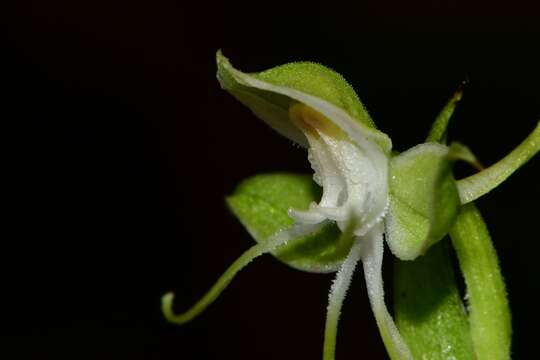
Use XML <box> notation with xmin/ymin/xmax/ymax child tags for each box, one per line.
<box><xmin>161</xmin><ymin>51</ymin><xmax>540</xmax><ymax>360</ymax></box>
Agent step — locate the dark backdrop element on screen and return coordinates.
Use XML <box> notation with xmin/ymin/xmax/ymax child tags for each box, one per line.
<box><xmin>2</xmin><ymin>1</ymin><xmax>539</xmax><ymax>359</ymax></box>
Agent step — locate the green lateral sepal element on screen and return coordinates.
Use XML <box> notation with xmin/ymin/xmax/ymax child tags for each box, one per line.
<box><xmin>386</xmin><ymin>143</ymin><xmax>461</xmax><ymax>260</ymax></box>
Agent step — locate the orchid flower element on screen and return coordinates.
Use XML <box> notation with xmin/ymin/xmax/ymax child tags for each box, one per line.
<box><xmin>161</xmin><ymin>51</ymin><xmax>540</xmax><ymax>359</ymax></box>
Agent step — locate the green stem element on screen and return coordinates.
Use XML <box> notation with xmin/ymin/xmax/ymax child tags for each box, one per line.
<box><xmin>458</xmin><ymin>120</ymin><xmax>540</xmax><ymax>203</ymax></box>
<box><xmin>449</xmin><ymin>203</ymin><xmax>511</xmax><ymax>360</ymax></box>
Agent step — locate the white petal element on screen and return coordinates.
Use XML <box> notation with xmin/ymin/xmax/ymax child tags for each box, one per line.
<box><xmin>361</xmin><ymin>223</ymin><xmax>412</xmax><ymax>359</ymax></box>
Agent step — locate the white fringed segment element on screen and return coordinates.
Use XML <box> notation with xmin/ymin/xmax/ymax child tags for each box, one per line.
<box><xmin>323</xmin><ymin>224</ymin><xmax>413</xmax><ymax>360</ymax></box>
<box><xmin>323</xmin><ymin>237</ymin><xmax>363</xmax><ymax>360</ymax></box>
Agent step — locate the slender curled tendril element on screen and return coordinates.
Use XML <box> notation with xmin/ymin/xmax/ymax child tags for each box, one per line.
<box><xmin>162</xmin><ymin>51</ymin><xmax>540</xmax><ymax>360</ymax></box>
<box><xmin>162</xmin><ymin>223</ymin><xmax>323</xmax><ymax>324</ymax></box>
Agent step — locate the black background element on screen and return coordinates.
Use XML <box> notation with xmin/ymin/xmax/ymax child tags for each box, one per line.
<box><xmin>2</xmin><ymin>1</ymin><xmax>540</xmax><ymax>359</ymax></box>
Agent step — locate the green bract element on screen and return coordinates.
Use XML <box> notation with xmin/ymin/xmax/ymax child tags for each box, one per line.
<box><xmin>162</xmin><ymin>51</ymin><xmax>540</xmax><ymax>360</ymax></box>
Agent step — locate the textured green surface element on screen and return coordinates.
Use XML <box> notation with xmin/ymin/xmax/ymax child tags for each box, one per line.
<box><xmin>394</xmin><ymin>240</ymin><xmax>473</xmax><ymax>360</ymax></box>
<box><xmin>217</xmin><ymin>50</ymin><xmax>374</xmax><ymax>128</ymax></box>
<box><xmin>255</xmin><ymin>61</ymin><xmax>375</xmax><ymax>129</ymax></box>
<box><xmin>228</xmin><ymin>173</ymin><xmax>318</xmax><ymax>238</ymax></box>
<box><xmin>227</xmin><ymin>173</ymin><xmax>347</xmax><ymax>273</ymax></box>
<box><xmin>386</xmin><ymin>143</ymin><xmax>460</xmax><ymax>260</ymax></box>
<box><xmin>450</xmin><ymin>203</ymin><xmax>512</xmax><ymax>360</ymax></box>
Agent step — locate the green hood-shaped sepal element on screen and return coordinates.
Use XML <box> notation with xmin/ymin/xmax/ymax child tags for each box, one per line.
<box><xmin>216</xmin><ymin>50</ymin><xmax>392</xmax><ymax>153</ymax></box>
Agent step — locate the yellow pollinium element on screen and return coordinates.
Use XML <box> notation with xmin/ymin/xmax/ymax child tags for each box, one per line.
<box><xmin>289</xmin><ymin>103</ymin><xmax>344</xmax><ymax>139</ymax></box>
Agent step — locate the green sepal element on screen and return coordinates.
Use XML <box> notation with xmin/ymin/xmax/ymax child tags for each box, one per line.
<box><xmin>386</xmin><ymin>143</ymin><xmax>461</xmax><ymax>260</ymax></box>
<box><xmin>426</xmin><ymin>88</ymin><xmax>463</xmax><ymax>143</ymax></box>
<box><xmin>226</xmin><ymin>173</ymin><xmax>348</xmax><ymax>273</ymax></box>
<box><xmin>254</xmin><ymin>61</ymin><xmax>374</xmax><ymax>128</ymax></box>
<box><xmin>216</xmin><ymin>50</ymin><xmax>392</xmax><ymax>153</ymax></box>
<box><xmin>394</xmin><ymin>239</ymin><xmax>474</xmax><ymax>359</ymax></box>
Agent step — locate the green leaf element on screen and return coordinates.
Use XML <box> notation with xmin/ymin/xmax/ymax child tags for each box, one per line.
<box><xmin>385</xmin><ymin>143</ymin><xmax>461</xmax><ymax>260</ymax></box>
<box><xmin>449</xmin><ymin>203</ymin><xmax>512</xmax><ymax>360</ymax></box>
<box><xmin>216</xmin><ymin>50</ymin><xmax>392</xmax><ymax>153</ymax></box>
<box><xmin>458</xmin><ymin>120</ymin><xmax>540</xmax><ymax>203</ymax></box>
<box><xmin>227</xmin><ymin>173</ymin><xmax>350</xmax><ymax>273</ymax></box>
<box><xmin>394</xmin><ymin>239</ymin><xmax>474</xmax><ymax>359</ymax></box>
